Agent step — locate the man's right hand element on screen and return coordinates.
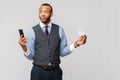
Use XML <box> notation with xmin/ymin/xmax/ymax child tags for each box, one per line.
<box><xmin>18</xmin><ymin>36</ymin><xmax>27</xmax><ymax>52</ymax></box>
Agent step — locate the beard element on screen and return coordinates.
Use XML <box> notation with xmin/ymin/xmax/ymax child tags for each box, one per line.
<box><xmin>40</xmin><ymin>16</ymin><xmax>51</xmax><ymax>24</ymax></box>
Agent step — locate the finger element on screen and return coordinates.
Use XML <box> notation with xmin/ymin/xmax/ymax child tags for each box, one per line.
<box><xmin>22</xmin><ymin>39</ymin><xmax>27</xmax><ymax>44</ymax></box>
<box><xmin>19</xmin><ymin>37</ymin><xmax>27</xmax><ymax>44</ymax></box>
<box><xmin>84</xmin><ymin>35</ymin><xmax>87</xmax><ymax>39</ymax></box>
<box><xmin>80</xmin><ymin>37</ymin><xmax>87</xmax><ymax>44</ymax></box>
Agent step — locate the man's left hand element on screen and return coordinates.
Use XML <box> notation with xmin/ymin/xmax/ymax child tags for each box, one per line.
<box><xmin>74</xmin><ymin>35</ymin><xmax>87</xmax><ymax>48</ymax></box>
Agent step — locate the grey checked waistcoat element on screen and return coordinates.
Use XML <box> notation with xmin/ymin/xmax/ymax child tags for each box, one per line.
<box><xmin>32</xmin><ymin>23</ymin><xmax>61</xmax><ymax>66</ymax></box>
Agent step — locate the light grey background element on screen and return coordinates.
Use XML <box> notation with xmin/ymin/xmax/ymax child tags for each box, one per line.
<box><xmin>0</xmin><ymin>0</ymin><xmax>120</xmax><ymax>80</ymax></box>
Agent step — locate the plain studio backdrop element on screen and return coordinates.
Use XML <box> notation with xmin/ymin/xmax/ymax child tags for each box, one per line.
<box><xmin>0</xmin><ymin>0</ymin><xmax>120</xmax><ymax>80</ymax></box>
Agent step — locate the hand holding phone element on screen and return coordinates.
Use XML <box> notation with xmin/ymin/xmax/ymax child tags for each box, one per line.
<box><xmin>18</xmin><ymin>29</ymin><xmax>27</xmax><ymax>52</ymax></box>
<box><xmin>19</xmin><ymin>29</ymin><xmax>24</xmax><ymax>37</ymax></box>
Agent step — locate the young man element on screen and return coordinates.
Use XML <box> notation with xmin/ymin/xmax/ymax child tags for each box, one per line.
<box><xmin>19</xmin><ymin>3</ymin><xmax>87</xmax><ymax>80</ymax></box>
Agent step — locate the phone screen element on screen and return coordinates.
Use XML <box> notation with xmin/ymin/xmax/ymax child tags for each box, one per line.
<box><xmin>19</xmin><ymin>29</ymin><xmax>24</xmax><ymax>37</ymax></box>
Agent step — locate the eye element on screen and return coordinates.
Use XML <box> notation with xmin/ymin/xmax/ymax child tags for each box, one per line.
<box><xmin>45</xmin><ymin>11</ymin><xmax>50</xmax><ymax>14</ymax></box>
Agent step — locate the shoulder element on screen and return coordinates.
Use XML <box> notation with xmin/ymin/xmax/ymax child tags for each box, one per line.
<box><xmin>26</xmin><ymin>24</ymin><xmax>39</xmax><ymax>37</ymax></box>
<box><xmin>52</xmin><ymin>23</ymin><xmax>59</xmax><ymax>27</ymax></box>
<box><xmin>32</xmin><ymin>24</ymin><xmax>39</xmax><ymax>29</ymax></box>
<box><xmin>52</xmin><ymin>23</ymin><xmax>64</xmax><ymax>31</ymax></box>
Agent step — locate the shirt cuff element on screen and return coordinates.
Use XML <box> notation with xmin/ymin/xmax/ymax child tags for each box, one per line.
<box><xmin>70</xmin><ymin>44</ymin><xmax>76</xmax><ymax>51</ymax></box>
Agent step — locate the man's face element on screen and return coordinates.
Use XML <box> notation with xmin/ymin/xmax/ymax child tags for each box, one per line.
<box><xmin>39</xmin><ymin>5</ymin><xmax>53</xmax><ymax>24</ymax></box>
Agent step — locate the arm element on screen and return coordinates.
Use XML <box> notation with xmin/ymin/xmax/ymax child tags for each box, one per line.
<box><xmin>59</xmin><ymin>27</ymin><xmax>74</xmax><ymax>57</ymax></box>
<box><xmin>18</xmin><ymin>28</ymin><xmax>35</xmax><ymax>60</ymax></box>
<box><xmin>59</xmin><ymin>27</ymin><xmax>87</xmax><ymax>57</ymax></box>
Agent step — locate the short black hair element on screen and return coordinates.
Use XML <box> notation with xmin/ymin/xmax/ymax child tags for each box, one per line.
<box><xmin>41</xmin><ymin>3</ymin><xmax>53</xmax><ymax>13</ymax></box>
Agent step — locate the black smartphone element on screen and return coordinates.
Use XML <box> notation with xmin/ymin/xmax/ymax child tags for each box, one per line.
<box><xmin>18</xmin><ymin>29</ymin><xmax>24</xmax><ymax>37</ymax></box>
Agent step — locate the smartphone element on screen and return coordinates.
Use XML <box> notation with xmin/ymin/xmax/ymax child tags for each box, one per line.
<box><xmin>18</xmin><ymin>29</ymin><xmax>24</xmax><ymax>37</ymax></box>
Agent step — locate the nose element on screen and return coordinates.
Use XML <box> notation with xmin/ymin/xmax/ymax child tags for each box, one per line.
<box><xmin>41</xmin><ymin>12</ymin><xmax>45</xmax><ymax>16</ymax></box>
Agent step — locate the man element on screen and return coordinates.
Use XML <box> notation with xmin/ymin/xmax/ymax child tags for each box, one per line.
<box><xmin>19</xmin><ymin>3</ymin><xmax>87</xmax><ymax>80</ymax></box>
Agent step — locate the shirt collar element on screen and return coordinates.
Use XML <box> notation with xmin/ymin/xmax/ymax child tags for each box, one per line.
<box><xmin>39</xmin><ymin>20</ymin><xmax>52</xmax><ymax>28</ymax></box>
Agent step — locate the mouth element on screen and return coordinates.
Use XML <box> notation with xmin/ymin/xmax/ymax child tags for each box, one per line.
<box><xmin>41</xmin><ymin>17</ymin><xmax>46</xmax><ymax>21</ymax></box>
